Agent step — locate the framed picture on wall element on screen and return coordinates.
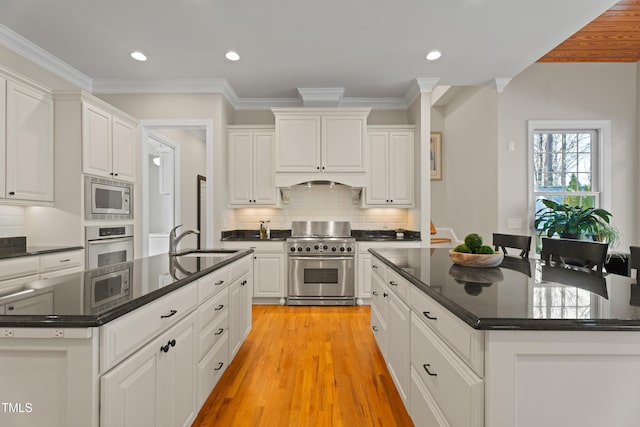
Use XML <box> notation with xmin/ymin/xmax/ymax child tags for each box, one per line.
<box><xmin>430</xmin><ymin>132</ymin><xmax>442</xmax><ymax>180</ymax></box>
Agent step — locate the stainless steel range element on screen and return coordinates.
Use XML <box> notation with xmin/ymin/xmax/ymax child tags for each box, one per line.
<box><xmin>286</xmin><ymin>221</ymin><xmax>355</xmax><ymax>306</ymax></box>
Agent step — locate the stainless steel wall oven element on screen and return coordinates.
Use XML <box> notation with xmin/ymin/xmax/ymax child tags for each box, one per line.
<box><xmin>85</xmin><ymin>225</ymin><xmax>134</xmax><ymax>269</ymax></box>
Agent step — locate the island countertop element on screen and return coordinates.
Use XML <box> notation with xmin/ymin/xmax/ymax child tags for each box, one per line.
<box><xmin>0</xmin><ymin>250</ymin><xmax>252</xmax><ymax>328</ymax></box>
<box><xmin>370</xmin><ymin>247</ymin><xmax>640</xmax><ymax>331</ymax></box>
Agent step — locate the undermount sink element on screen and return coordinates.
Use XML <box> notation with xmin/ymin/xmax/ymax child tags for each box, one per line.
<box><xmin>177</xmin><ymin>250</ymin><xmax>237</xmax><ymax>258</ymax></box>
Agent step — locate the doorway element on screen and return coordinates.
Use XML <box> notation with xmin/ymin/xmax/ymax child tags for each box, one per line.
<box><xmin>139</xmin><ymin>120</ymin><xmax>214</xmax><ymax>257</ymax></box>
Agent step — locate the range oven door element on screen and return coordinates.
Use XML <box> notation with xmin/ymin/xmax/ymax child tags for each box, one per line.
<box><xmin>288</xmin><ymin>256</ymin><xmax>354</xmax><ymax>303</ymax></box>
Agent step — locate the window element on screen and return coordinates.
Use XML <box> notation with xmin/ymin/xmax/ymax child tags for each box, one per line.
<box><xmin>528</xmin><ymin>120</ymin><xmax>611</xmax><ymax>250</ymax></box>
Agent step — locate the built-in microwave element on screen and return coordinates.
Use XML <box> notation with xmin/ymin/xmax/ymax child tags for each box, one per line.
<box><xmin>85</xmin><ymin>175</ymin><xmax>133</xmax><ymax>220</ymax></box>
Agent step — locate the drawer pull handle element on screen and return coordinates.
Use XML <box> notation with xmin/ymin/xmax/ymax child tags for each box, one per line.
<box><xmin>214</xmin><ymin>328</ymin><xmax>225</xmax><ymax>335</ymax></box>
<box><xmin>372</xmin><ymin>326</ymin><xmax>379</xmax><ymax>332</ymax></box>
<box><xmin>214</xmin><ymin>362</ymin><xmax>224</xmax><ymax>371</ymax></box>
<box><xmin>423</xmin><ymin>364</ymin><xmax>437</xmax><ymax>377</ymax></box>
<box><xmin>7</xmin><ymin>306</ymin><xmax>14</xmax><ymax>311</ymax></box>
<box><xmin>161</xmin><ymin>309</ymin><xmax>177</xmax><ymax>319</ymax></box>
<box><xmin>423</xmin><ymin>311</ymin><xmax>437</xmax><ymax>320</ymax></box>
<box><xmin>372</xmin><ymin>291</ymin><xmax>378</xmax><ymax>296</ymax></box>
<box><xmin>59</xmin><ymin>259</ymin><xmax>71</xmax><ymax>263</ymax></box>
<box><xmin>214</xmin><ymin>304</ymin><xmax>225</xmax><ymax>311</ymax></box>
<box><xmin>389</xmin><ymin>281</ymin><xmax>398</xmax><ymax>286</ymax></box>
<box><xmin>215</xmin><ymin>280</ymin><xmax>225</xmax><ymax>286</ymax></box>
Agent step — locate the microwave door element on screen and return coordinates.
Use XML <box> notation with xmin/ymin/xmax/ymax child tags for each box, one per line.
<box><xmin>94</xmin><ymin>186</ymin><xmax>123</xmax><ymax>210</ymax></box>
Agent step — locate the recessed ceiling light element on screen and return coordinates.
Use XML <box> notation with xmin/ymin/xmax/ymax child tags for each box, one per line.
<box><xmin>130</xmin><ymin>51</ymin><xmax>147</xmax><ymax>61</ymax></box>
<box><xmin>426</xmin><ymin>50</ymin><xmax>442</xmax><ymax>61</ymax></box>
<box><xmin>225</xmin><ymin>50</ymin><xmax>240</xmax><ymax>61</ymax></box>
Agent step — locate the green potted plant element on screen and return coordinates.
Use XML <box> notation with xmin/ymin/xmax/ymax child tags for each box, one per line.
<box><xmin>534</xmin><ymin>199</ymin><xmax>619</xmax><ymax>247</ymax></box>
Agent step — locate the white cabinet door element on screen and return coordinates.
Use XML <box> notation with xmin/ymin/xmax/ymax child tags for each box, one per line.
<box><xmin>275</xmin><ymin>115</ymin><xmax>321</xmax><ymax>172</ymax></box>
<box><xmin>112</xmin><ymin>117</ymin><xmax>136</xmax><ymax>182</ymax></box>
<box><xmin>252</xmin><ymin>131</ymin><xmax>276</xmax><ymax>204</ymax></box>
<box><xmin>228</xmin><ymin>129</ymin><xmax>276</xmax><ymax>206</ymax></box>
<box><xmin>0</xmin><ymin>77</ymin><xmax>6</xmax><ymax>198</ymax></box>
<box><xmin>386</xmin><ymin>291</ymin><xmax>410</xmax><ymax>404</ymax></box>
<box><xmin>229</xmin><ymin>271</ymin><xmax>252</xmax><ymax>359</ymax></box>
<box><xmin>228</xmin><ymin>130</ymin><xmax>254</xmax><ymax>204</ymax></box>
<box><xmin>5</xmin><ymin>80</ymin><xmax>54</xmax><ymax>202</ymax></box>
<box><xmin>253</xmin><ymin>253</ymin><xmax>284</xmax><ymax>298</ymax></box>
<box><xmin>388</xmin><ymin>131</ymin><xmax>414</xmax><ymax>205</ymax></box>
<box><xmin>322</xmin><ymin>115</ymin><xmax>366</xmax><ymax>171</ymax></box>
<box><xmin>357</xmin><ymin>253</ymin><xmax>372</xmax><ymax>302</ymax></box>
<box><xmin>82</xmin><ymin>102</ymin><xmax>113</xmax><ymax>178</ymax></box>
<box><xmin>101</xmin><ymin>312</ymin><xmax>196</xmax><ymax>427</ymax></box>
<box><xmin>366</xmin><ymin>131</ymin><xmax>389</xmax><ymax>204</ymax></box>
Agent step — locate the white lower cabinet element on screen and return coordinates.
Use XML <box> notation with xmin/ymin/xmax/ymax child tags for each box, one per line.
<box><xmin>386</xmin><ymin>291</ymin><xmax>410</xmax><ymax>404</ymax></box>
<box><xmin>229</xmin><ymin>271</ymin><xmax>252</xmax><ymax>358</ymax></box>
<box><xmin>197</xmin><ymin>333</ymin><xmax>229</xmax><ymax>406</ymax></box>
<box><xmin>101</xmin><ymin>311</ymin><xmax>197</xmax><ymax>427</ymax></box>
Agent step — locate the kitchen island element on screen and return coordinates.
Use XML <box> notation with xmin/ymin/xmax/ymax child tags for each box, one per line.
<box><xmin>370</xmin><ymin>248</ymin><xmax>640</xmax><ymax>427</ymax></box>
<box><xmin>0</xmin><ymin>250</ymin><xmax>253</xmax><ymax>427</ymax></box>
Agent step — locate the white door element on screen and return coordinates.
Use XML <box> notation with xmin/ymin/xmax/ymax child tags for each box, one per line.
<box><xmin>5</xmin><ymin>80</ymin><xmax>54</xmax><ymax>201</ymax></box>
<box><xmin>0</xmin><ymin>77</ymin><xmax>6</xmax><ymax>197</ymax></box>
<box><xmin>228</xmin><ymin>131</ymin><xmax>254</xmax><ymax>204</ymax></box>
<box><xmin>254</xmin><ymin>253</ymin><xmax>284</xmax><ymax>298</ymax></box>
<box><xmin>366</xmin><ymin>132</ymin><xmax>389</xmax><ymax>205</ymax></box>
<box><xmin>83</xmin><ymin>102</ymin><xmax>113</xmax><ymax>178</ymax></box>
<box><xmin>275</xmin><ymin>115</ymin><xmax>320</xmax><ymax>171</ymax></box>
<box><xmin>322</xmin><ymin>115</ymin><xmax>365</xmax><ymax>171</ymax></box>
<box><xmin>388</xmin><ymin>131</ymin><xmax>414</xmax><ymax>205</ymax></box>
<box><xmin>252</xmin><ymin>132</ymin><xmax>277</xmax><ymax>204</ymax></box>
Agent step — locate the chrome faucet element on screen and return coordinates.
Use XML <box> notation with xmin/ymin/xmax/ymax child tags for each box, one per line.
<box><xmin>169</xmin><ymin>224</ymin><xmax>200</xmax><ymax>255</ymax></box>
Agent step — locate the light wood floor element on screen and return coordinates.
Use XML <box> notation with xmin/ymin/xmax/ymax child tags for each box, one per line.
<box><xmin>192</xmin><ymin>305</ymin><xmax>414</xmax><ymax>427</ymax></box>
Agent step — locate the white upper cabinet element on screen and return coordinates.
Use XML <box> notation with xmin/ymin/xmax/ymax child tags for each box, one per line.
<box><xmin>83</xmin><ymin>100</ymin><xmax>137</xmax><ymax>182</ymax></box>
<box><xmin>365</xmin><ymin>126</ymin><xmax>414</xmax><ymax>207</ymax></box>
<box><xmin>228</xmin><ymin>127</ymin><xmax>277</xmax><ymax>206</ymax></box>
<box><xmin>273</xmin><ymin>108</ymin><xmax>369</xmax><ymax>173</ymax></box>
<box><xmin>3</xmin><ymin>78</ymin><xmax>54</xmax><ymax>202</ymax></box>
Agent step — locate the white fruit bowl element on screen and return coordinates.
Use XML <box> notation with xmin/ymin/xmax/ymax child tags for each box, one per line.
<box><xmin>448</xmin><ymin>250</ymin><xmax>504</xmax><ymax>268</ymax></box>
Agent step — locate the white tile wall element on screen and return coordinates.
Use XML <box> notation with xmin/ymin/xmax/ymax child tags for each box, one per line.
<box><xmin>230</xmin><ymin>185</ymin><xmax>408</xmax><ymax>230</ymax></box>
<box><xmin>0</xmin><ymin>206</ymin><xmax>26</xmax><ymax>237</ymax></box>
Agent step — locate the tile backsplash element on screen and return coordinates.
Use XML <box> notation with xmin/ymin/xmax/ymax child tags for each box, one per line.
<box><xmin>229</xmin><ymin>185</ymin><xmax>408</xmax><ymax>230</ymax></box>
<box><xmin>0</xmin><ymin>206</ymin><xmax>26</xmax><ymax>237</ymax></box>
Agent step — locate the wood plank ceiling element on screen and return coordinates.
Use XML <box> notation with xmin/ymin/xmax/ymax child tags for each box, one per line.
<box><xmin>538</xmin><ymin>0</ymin><xmax>640</xmax><ymax>62</ymax></box>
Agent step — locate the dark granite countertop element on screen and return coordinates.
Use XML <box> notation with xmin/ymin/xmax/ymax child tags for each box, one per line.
<box><xmin>0</xmin><ymin>249</ymin><xmax>252</xmax><ymax>328</ymax></box>
<box><xmin>0</xmin><ymin>245</ymin><xmax>84</xmax><ymax>260</ymax></box>
<box><xmin>220</xmin><ymin>229</ymin><xmax>421</xmax><ymax>242</ymax></box>
<box><xmin>370</xmin><ymin>247</ymin><xmax>640</xmax><ymax>331</ymax></box>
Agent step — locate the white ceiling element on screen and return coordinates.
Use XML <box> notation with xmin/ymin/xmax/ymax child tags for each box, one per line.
<box><xmin>0</xmin><ymin>0</ymin><xmax>618</xmax><ymax>107</ymax></box>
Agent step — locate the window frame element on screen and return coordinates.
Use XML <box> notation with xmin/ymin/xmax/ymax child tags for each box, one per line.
<box><xmin>527</xmin><ymin>120</ymin><xmax>611</xmax><ymax>237</ymax></box>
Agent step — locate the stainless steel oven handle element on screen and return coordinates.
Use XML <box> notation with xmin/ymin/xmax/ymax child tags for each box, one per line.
<box><xmin>87</xmin><ymin>237</ymin><xmax>134</xmax><ymax>246</ymax></box>
<box><xmin>288</xmin><ymin>256</ymin><xmax>354</xmax><ymax>261</ymax></box>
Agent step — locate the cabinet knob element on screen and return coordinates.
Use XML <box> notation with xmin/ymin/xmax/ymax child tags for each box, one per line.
<box><xmin>316</xmin><ymin>166</ymin><xmax>320</xmax><ymax>170</ymax></box>
<box><xmin>7</xmin><ymin>306</ymin><xmax>14</xmax><ymax>311</ymax></box>
<box><xmin>8</xmin><ymin>192</ymin><xmax>15</xmax><ymax>196</ymax></box>
<box><xmin>383</xmin><ymin>292</ymin><xmax>388</xmax><ymax>298</ymax></box>
<box><xmin>160</xmin><ymin>344</ymin><xmax>170</xmax><ymax>353</ymax></box>
<box><xmin>169</xmin><ymin>339</ymin><xmax>176</xmax><ymax>347</ymax></box>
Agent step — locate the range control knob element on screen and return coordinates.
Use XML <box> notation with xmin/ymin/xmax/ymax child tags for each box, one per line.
<box><xmin>314</xmin><ymin>245</ymin><xmax>319</xmax><ymax>250</ymax></box>
<box><xmin>297</xmin><ymin>247</ymin><xmax>303</xmax><ymax>252</ymax></box>
<box><xmin>306</xmin><ymin>247</ymin><xmax>311</xmax><ymax>252</ymax></box>
<box><xmin>347</xmin><ymin>247</ymin><xmax>352</xmax><ymax>252</ymax></box>
<box><xmin>323</xmin><ymin>245</ymin><xmax>329</xmax><ymax>250</ymax></box>
<box><xmin>290</xmin><ymin>247</ymin><xmax>296</xmax><ymax>252</ymax></box>
<box><xmin>340</xmin><ymin>247</ymin><xmax>345</xmax><ymax>252</ymax></box>
<box><xmin>331</xmin><ymin>247</ymin><xmax>337</xmax><ymax>252</ymax></box>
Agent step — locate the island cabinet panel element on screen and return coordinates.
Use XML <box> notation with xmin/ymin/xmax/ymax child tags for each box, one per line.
<box><xmin>197</xmin><ymin>287</ymin><xmax>229</xmax><ymax>361</ymax></box>
<box><xmin>100</xmin><ymin>282</ymin><xmax>197</xmax><ymax>372</ymax></box>
<box><xmin>485</xmin><ymin>330</ymin><xmax>640</xmax><ymax>427</ymax></box>
<box><xmin>229</xmin><ymin>270</ymin><xmax>253</xmax><ymax>359</ymax></box>
<box><xmin>101</xmin><ymin>311</ymin><xmax>196</xmax><ymax>427</ymax></box>
<box><xmin>386</xmin><ymin>290</ymin><xmax>410</xmax><ymax>404</ymax></box>
<box><xmin>411</xmin><ymin>312</ymin><xmax>484</xmax><ymax>427</ymax></box>
<box><xmin>197</xmin><ymin>333</ymin><xmax>229</xmax><ymax>406</ymax></box>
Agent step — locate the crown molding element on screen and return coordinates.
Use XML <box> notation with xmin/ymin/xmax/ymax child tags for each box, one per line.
<box><xmin>0</xmin><ymin>24</ymin><xmax>92</xmax><ymax>91</ymax></box>
<box><xmin>297</xmin><ymin>87</ymin><xmax>345</xmax><ymax>107</ymax></box>
<box><xmin>488</xmin><ymin>77</ymin><xmax>512</xmax><ymax>92</ymax></box>
<box><xmin>404</xmin><ymin>78</ymin><xmax>440</xmax><ymax>106</ymax></box>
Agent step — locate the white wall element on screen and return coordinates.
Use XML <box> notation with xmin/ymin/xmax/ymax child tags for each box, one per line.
<box><xmin>430</xmin><ymin>86</ymin><xmax>499</xmax><ymax>242</ymax></box>
<box><xmin>498</xmin><ymin>63</ymin><xmax>637</xmax><ymax>250</ymax></box>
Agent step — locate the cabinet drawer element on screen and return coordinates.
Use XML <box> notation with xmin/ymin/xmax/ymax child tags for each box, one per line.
<box><xmin>409</xmin><ymin>286</ymin><xmax>484</xmax><ymax>376</ymax></box>
<box><xmin>229</xmin><ymin>255</ymin><xmax>252</xmax><ymax>282</ymax></box>
<box><xmin>370</xmin><ymin>303</ymin><xmax>386</xmax><ymax>354</ymax></box>
<box><xmin>0</xmin><ymin>256</ymin><xmax>39</xmax><ymax>281</ymax></box>
<box><xmin>386</xmin><ymin>268</ymin><xmax>408</xmax><ymax>301</ymax></box>
<box><xmin>411</xmin><ymin>313</ymin><xmax>483</xmax><ymax>427</ymax></box>
<box><xmin>39</xmin><ymin>250</ymin><xmax>83</xmax><ymax>273</ymax></box>
<box><xmin>101</xmin><ymin>283</ymin><xmax>197</xmax><ymax>372</ymax></box>
<box><xmin>371</xmin><ymin>257</ymin><xmax>386</xmax><ymax>281</ymax></box>
<box><xmin>197</xmin><ymin>333</ymin><xmax>229</xmax><ymax>406</ymax></box>
<box><xmin>198</xmin><ymin>266</ymin><xmax>230</xmax><ymax>304</ymax></box>
<box><xmin>197</xmin><ymin>288</ymin><xmax>229</xmax><ymax>360</ymax></box>
<box><xmin>371</xmin><ymin>272</ymin><xmax>386</xmax><ymax>316</ymax></box>
<box><xmin>410</xmin><ymin>367</ymin><xmax>450</xmax><ymax>427</ymax></box>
